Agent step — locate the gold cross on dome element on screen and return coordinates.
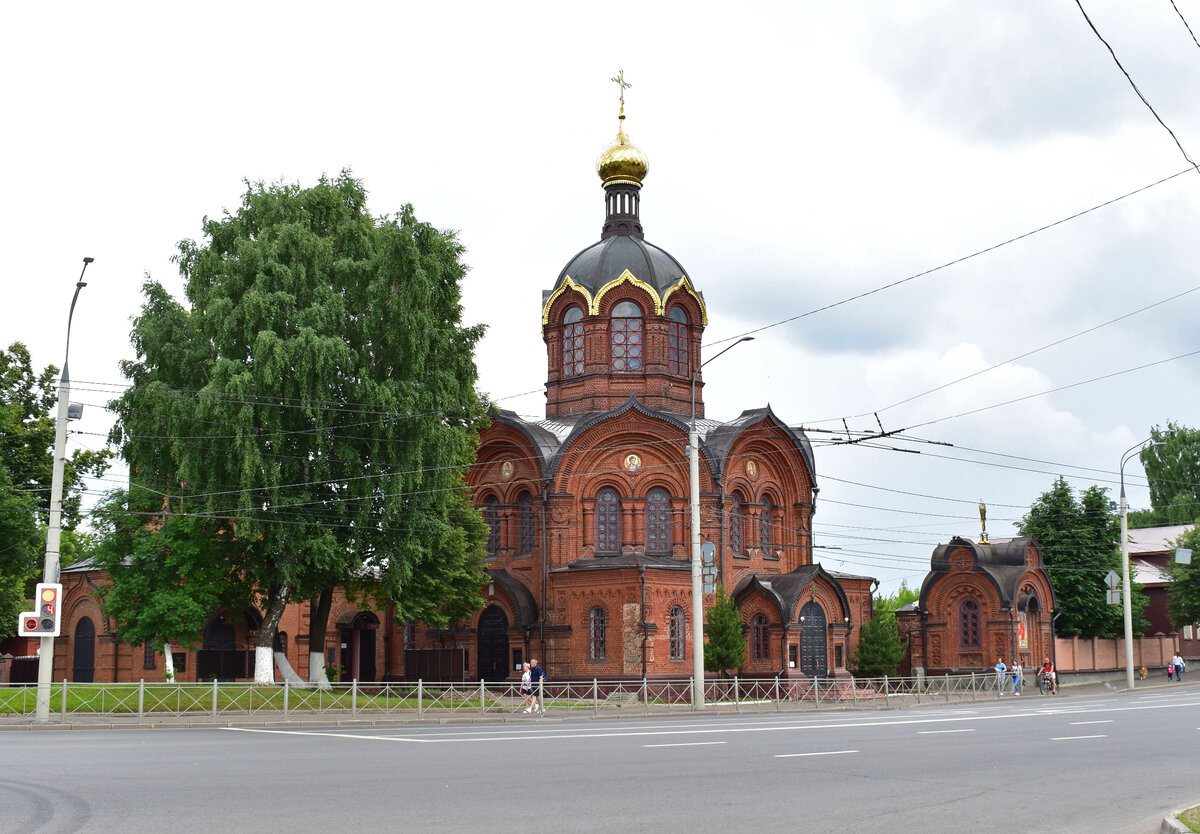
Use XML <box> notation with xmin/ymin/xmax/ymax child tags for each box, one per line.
<box><xmin>611</xmin><ymin>69</ymin><xmax>632</xmax><ymax>115</ymax></box>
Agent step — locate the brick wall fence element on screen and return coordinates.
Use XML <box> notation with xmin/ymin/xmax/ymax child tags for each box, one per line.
<box><xmin>1055</xmin><ymin>635</ymin><xmax>1178</xmax><ymax>674</ymax></box>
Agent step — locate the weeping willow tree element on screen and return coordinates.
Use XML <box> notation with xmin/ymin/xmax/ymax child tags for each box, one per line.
<box><xmin>106</xmin><ymin>172</ymin><xmax>490</xmax><ymax>684</ymax></box>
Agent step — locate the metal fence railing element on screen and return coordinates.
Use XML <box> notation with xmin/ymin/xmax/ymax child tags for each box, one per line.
<box><xmin>0</xmin><ymin>672</ymin><xmax>1027</xmax><ymax>722</ymax></box>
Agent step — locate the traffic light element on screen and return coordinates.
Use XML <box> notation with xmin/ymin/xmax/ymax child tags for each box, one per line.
<box><xmin>17</xmin><ymin>583</ymin><xmax>62</xmax><ymax>637</ymax></box>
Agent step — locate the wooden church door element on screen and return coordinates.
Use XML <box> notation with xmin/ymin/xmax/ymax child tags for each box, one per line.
<box><xmin>476</xmin><ymin>605</ymin><xmax>509</xmax><ymax>682</ymax></box>
<box><xmin>799</xmin><ymin>602</ymin><xmax>827</xmax><ymax>677</ymax></box>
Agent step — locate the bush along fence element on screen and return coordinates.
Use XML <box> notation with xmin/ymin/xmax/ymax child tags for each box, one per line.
<box><xmin>0</xmin><ymin>671</ymin><xmax>1040</xmax><ymax>722</ymax></box>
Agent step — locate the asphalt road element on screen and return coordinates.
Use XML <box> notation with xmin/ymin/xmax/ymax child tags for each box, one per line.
<box><xmin>3</xmin><ymin>683</ymin><xmax>1198</xmax><ymax>833</ymax></box>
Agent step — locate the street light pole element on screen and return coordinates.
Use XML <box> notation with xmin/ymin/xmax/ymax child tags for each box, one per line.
<box><xmin>689</xmin><ymin>336</ymin><xmax>753</xmax><ymax>708</ymax></box>
<box><xmin>35</xmin><ymin>257</ymin><xmax>93</xmax><ymax>723</ymax></box>
<box><xmin>1118</xmin><ymin>437</ymin><xmax>1161</xmax><ymax>692</ymax></box>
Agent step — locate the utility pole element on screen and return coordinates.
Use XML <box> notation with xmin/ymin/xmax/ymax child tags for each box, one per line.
<box><xmin>35</xmin><ymin>257</ymin><xmax>92</xmax><ymax>722</ymax></box>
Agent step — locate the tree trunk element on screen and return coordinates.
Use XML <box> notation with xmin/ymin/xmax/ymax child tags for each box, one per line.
<box><xmin>274</xmin><ymin>629</ymin><xmax>308</xmax><ymax>687</ymax></box>
<box><xmin>307</xmin><ymin>587</ymin><xmax>334</xmax><ymax>690</ymax></box>
<box><xmin>255</xmin><ymin>582</ymin><xmax>289</xmax><ymax>684</ymax></box>
<box><xmin>163</xmin><ymin>642</ymin><xmax>176</xmax><ymax>682</ymax></box>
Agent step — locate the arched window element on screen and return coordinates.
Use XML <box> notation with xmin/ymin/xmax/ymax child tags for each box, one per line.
<box><xmin>589</xmin><ymin>606</ymin><xmax>607</xmax><ymax>660</ymax></box>
<box><xmin>729</xmin><ymin>492</ymin><xmax>745</xmax><ymax>554</ymax></box>
<box><xmin>483</xmin><ymin>495</ymin><xmax>499</xmax><ymax>556</ymax></box>
<box><xmin>669</xmin><ymin>606</ymin><xmax>686</xmax><ymax>660</ymax></box>
<box><xmin>959</xmin><ymin>598</ymin><xmax>981</xmax><ymax>650</ymax></box>
<box><xmin>562</xmin><ymin>306</ymin><xmax>584</xmax><ymax>377</ymax></box>
<box><xmin>595</xmin><ymin>488</ymin><xmax>621</xmax><ymax>554</ymax></box>
<box><xmin>667</xmin><ymin>305</ymin><xmax>690</xmax><ymax>376</ymax></box>
<box><xmin>645</xmin><ymin>487</ymin><xmax>672</xmax><ymax>554</ymax></box>
<box><xmin>610</xmin><ymin>301</ymin><xmax>643</xmax><ymax>371</ymax></box>
<box><xmin>751</xmin><ymin>613</ymin><xmax>770</xmax><ymax>661</ymax></box>
<box><xmin>759</xmin><ymin>496</ymin><xmax>774</xmax><ymax>552</ymax></box>
<box><xmin>517</xmin><ymin>493</ymin><xmax>536</xmax><ymax>555</ymax></box>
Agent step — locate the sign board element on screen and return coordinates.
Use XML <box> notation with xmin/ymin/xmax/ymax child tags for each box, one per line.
<box><xmin>1176</xmin><ymin>548</ymin><xmax>1192</xmax><ymax>565</ymax></box>
<box><xmin>1106</xmin><ymin>588</ymin><xmax>1121</xmax><ymax>606</ymax></box>
<box><xmin>1104</xmin><ymin>570</ymin><xmax>1120</xmax><ymax>590</ymax></box>
<box><xmin>701</xmin><ymin>541</ymin><xmax>717</xmax><ymax>593</ymax></box>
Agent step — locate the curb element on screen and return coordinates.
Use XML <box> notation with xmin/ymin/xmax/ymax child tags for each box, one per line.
<box><xmin>1163</xmin><ymin>808</ymin><xmax>1197</xmax><ymax>834</ymax></box>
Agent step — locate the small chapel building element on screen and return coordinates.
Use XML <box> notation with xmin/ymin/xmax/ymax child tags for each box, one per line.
<box><xmin>412</xmin><ymin>97</ymin><xmax>877</xmax><ymax>682</ymax></box>
<box><xmin>895</xmin><ymin>535</ymin><xmax>1057</xmax><ymax>676</ymax></box>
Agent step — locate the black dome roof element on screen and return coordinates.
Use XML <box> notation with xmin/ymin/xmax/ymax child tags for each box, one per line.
<box><xmin>554</xmin><ymin>234</ymin><xmax>688</xmax><ymax>298</ymax></box>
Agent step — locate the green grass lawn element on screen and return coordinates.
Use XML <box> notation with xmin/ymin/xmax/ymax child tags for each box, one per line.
<box><xmin>0</xmin><ymin>683</ymin><xmax>506</xmax><ymax>716</ymax></box>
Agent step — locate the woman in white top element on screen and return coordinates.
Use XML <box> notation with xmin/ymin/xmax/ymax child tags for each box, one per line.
<box><xmin>520</xmin><ymin>662</ymin><xmax>534</xmax><ymax>712</ymax></box>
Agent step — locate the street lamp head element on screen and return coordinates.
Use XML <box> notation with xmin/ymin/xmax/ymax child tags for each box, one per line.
<box><xmin>82</xmin><ymin>257</ymin><xmax>94</xmax><ymax>264</ymax></box>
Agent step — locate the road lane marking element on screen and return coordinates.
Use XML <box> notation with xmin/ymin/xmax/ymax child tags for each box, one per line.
<box><xmin>218</xmin><ymin>697</ymin><xmax>1200</xmax><ymax>746</ymax></box>
<box><xmin>1050</xmin><ymin>735</ymin><xmax>1107</xmax><ymax>740</ymax></box>
<box><xmin>775</xmin><ymin>750</ymin><xmax>859</xmax><ymax>758</ymax></box>
<box><xmin>223</xmin><ymin>727</ymin><xmax>428</xmax><ymax>742</ymax></box>
<box><xmin>918</xmin><ymin>729</ymin><xmax>974</xmax><ymax>734</ymax></box>
<box><xmin>1069</xmin><ymin>720</ymin><xmax>1113</xmax><ymax>725</ymax></box>
<box><xmin>643</xmin><ymin>741</ymin><xmax>726</xmax><ymax>748</ymax></box>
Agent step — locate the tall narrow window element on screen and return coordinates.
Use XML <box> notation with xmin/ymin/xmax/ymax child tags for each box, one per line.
<box><xmin>959</xmin><ymin>598</ymin><xmax>981</xmax><ymax>650</ymax></box>
<box><xmin>667</xmin><ymin>305</ymin><xmax>690</xmax><ymax>376</ymax></box>
<box><xmin>589</xmin><ymin>607</ymin><xmax>607</xmax><ymax>660</ymax></box>
<box><xmin>518</xmin><ymin>493</ymin><xmax>536</xmax><ymax>555</ymax></box>
<box><xmin>669</xmin><ymin>606</ymin><xmax>686</xmax><ymax>660</ymax></box>
<box><xmin>729</xmin><ymin>492</ymin><xmax>745</xmax><ymax>554</ymax></box>
<box><xmin>645</xmin><ymin>488</ymin><xmax>672</xmax><ymax>554</ymax></box>
<box><xmin>759</xmin><ymin>497</ymin><xmax>774</xmax><ymax>553</ymax></box>
<box><xmin>562</xmin><ymin>306</ymin><xmax>584</xmax><ymax>377</ymax></box>
<box><xmin>144</xmin><ymin>643</ymin><xmax>156</xmax><ymax>670</ymax></box>
<box><xmin>483</xmin><ymin>495</ymin><xmax>499</xmax><ymax>556</ymax></box>
<box><xmin>751</xmin><ymin>614</ymin><xmax>769</xmax><ymax>661</ymax></box>
<box><xmin>610</xmin><ymin>301</ymin><xmax>643</xmax><ymax>371</ymax></box>
<box><xmin>595</xmin><ymin>488</ymin><xmax>621</xmax><ymax>554</ymax></box>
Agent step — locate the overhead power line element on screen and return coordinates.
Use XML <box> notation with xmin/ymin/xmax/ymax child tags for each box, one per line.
<box><xmin>1076</xmin><ymin>0</ymin><xmax>1200</xmax><ymax>173</ymax></box>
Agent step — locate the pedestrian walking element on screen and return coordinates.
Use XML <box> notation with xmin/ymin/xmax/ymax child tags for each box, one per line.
<box><xmin>530</xmin><ymin>658</ymin><xmax>546</xmax><ymax>715</ymax></box>
<box><xmin>520</xmin><ymin>662</ymin><xmax>533</xmax><ymax>713</ymax></box>
<box><xmin>994</xmin><ymin>657</ymin><xmax>1007</xmax><ymax>692</ymax></box>
<box><xmin>1168</xmin><ymin>662</ymin><xmax>1174</xmax><ymax>681</ymax></box>
<box><xmin>1172</xmin><ymin>653</ymin><xmax>1185</xmax><ymax>681</ymax></box>
<box><xmin>1012</xmin><ymin>662</ymin><xmax>1022</xmax><ymax>696</ymax></box>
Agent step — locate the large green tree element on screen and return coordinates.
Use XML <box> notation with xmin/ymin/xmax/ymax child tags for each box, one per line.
<box><xmin>1019</xmin><ymin>476</ymin><xmax>1146</xmax><ymax>638</ymax></box>
<box><xmin>105</xmin><ymin>173</ymin><xmax>490</xmax><ymax>684</ymax></box>
<box><xmin>90</xmin><ymin>487</ymin><xmax>257</xmax><ymax>677</ymax></box>
<box><xmin>1136</xmin><ymin>422</ymin><xmax>1200</xmax><ymax>526</ymax></box>
<box><xmin>0</xmin><ymin>465</ymin><xmax>39</xmax><ymax>640</ymax></box>
<box><xmin>1</xmin><ymin>343</ymin><xmax>111</xmax><ymax>639</ymax></box>
<box><xmin>1</xmin><ymin>342</ymin><xmax>112</xmax><ymax>529</ymax></box>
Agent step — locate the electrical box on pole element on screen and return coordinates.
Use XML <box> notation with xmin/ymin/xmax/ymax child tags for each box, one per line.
<box><xmin>17</xmin><ymin>583</ymin><xmax>62</xmax><ymax>637</ymax></box>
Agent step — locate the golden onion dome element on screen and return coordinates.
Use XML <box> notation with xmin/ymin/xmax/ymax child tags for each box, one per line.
<box><xmin>597</xmin><ymin>118</ymin><xmax>649</xmax><ymax>186</ymax></box>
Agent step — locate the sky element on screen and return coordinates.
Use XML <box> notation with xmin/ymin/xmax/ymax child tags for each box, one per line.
<box><xmin>3</xmin><ymin>1</ymin><xmax>1198</xmax><ymax>594</ymax></box>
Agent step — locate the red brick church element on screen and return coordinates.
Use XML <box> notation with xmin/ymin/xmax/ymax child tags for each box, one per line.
<box><xmin>411</xmin><ymin>99</ymin><xmax>876</xmax><ymax>682</ymax></box>
<box><xmin>24</xmin><ymin>97</ymin><xmax>879</xmax><ymax>686</ymax></box>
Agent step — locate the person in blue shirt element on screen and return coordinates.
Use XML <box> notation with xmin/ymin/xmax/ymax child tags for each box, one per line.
<box><xmin>529</xmin><ymin>659</ymin><xmax>546</xmax><ymax>715</ymax></box>
<box><xmin>994</xmin><ymin>657</ymin><xmax>1007</xmax><ymax>691</ymax></box>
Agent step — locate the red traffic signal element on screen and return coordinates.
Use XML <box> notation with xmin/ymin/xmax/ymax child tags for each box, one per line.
<box><xmin>17</xmin><ymin>583</ymin><xmax>62</xmax><ymax>637</ymax></box>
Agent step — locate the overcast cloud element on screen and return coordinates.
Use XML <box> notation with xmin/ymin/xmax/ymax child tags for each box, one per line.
<box><xmin>2</xmin><ymin>1</ymin><xmax>1197</xmax><ymax>593</ymax></box>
